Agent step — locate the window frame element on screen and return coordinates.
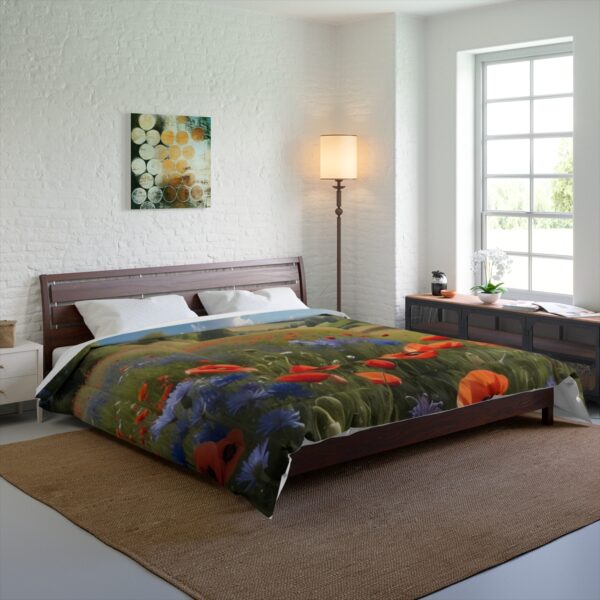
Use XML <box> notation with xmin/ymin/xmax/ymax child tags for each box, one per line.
<box><xmin>475</xmin><ymin>42</ymin><xmax>574</xmax><ymax>303</ymax></box>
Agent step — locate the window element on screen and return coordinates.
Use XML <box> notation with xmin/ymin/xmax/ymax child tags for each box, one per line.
<box><xmin>476</xmin><ymin>43</ymin><xmax>573</xmax><ymax>300</ymax></box>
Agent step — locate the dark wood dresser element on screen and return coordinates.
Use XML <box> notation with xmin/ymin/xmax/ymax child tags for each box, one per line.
<box><xmin>405</xmin><ymin>294</ymin><xmax>600</xmax><ymax>404</ymax></box>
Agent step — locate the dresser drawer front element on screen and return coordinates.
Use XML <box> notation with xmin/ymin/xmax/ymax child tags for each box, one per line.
<box><xmin>0</xmin><ymin>375</ymin><xmax>38</xmax><ymax>405</ymax></box>
<box><xmin>0</xmin><ymin>350</ymin><xmax>38</xmax><ymax>379</ymax></box>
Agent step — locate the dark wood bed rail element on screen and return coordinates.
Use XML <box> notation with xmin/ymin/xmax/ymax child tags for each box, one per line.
<box><xmin>288</xmin><ymin>388</ymin><xmax>554</xmax><ymax>476</ymax></box>
<box><xmin>40</xmin><ymin>257</ymin><xmax>306</xmax><ymax>375</ymax></box>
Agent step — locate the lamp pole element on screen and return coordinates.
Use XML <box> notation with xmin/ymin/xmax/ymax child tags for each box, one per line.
<box><xmin>334</xmin><ymin>179</ymin><xmax>344</xmax><ymax>312</ymax></box>
<box><xmin>320</xmin><ymin>134</ymin><xmax>357</xmax><ymax>314</ymax></box>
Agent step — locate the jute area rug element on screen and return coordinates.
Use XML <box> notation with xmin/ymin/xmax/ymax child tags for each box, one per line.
<box><xmin>1</xmin><ymin>417</ymin><xmax>599</xmax><ymax>600</ymax></box>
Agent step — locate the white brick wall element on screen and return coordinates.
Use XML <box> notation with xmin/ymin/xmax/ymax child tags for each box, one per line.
<box><xmin>395</xmin><ymin>14</ymin><xmax>428</xmax><ymax>325</ymax></box>
<box><xmin>335</xmin><ymin>16</ymin><xmax>398</xmax><ymax>327</ymax></box>
<box><xmin>0</xmin><ymin>0</ymin><xmax>336</xmax><ymax>342</ymax></box>
<box><xmin>0</xmin><ymin>1</ymin><xmax>428</xmax><ymax>346</ymax></box>
<box><xmin>332</xmin><ymin>15</ymin><xmax>426</xmax><ymax>328</ymax></box>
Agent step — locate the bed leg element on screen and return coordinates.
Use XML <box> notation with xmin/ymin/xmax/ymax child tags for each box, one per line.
<box><xmin>542</xmin><ymin>406</ymin><xmax>554</xmax><ymax>426</ymax></box>
<box><xmin>36</xmin><ymin>402</ymin><xmax>44</xmax><ymax>424</ymax></box>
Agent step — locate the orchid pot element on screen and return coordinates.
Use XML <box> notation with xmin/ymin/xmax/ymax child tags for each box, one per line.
<box><xmin>477</xmin><ymin>292</ymin><xmax>503</xmax><ymax>305</ymax></box>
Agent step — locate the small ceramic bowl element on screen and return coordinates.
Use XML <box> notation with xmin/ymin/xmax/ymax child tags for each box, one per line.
<box><xmin>441</xmin><ymin>290</ymin><xmax>457</xmax><ymax>298</ymax></box>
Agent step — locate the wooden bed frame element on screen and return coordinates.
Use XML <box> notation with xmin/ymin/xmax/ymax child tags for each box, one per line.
<box><xmin>39</xmin><ymin>256</ymin><xmax>553</xmax><ymax>477</ymax></box>
<box><xmin>39</xmin><ymin>257</ymin><xmax>306</xmax><ymax>374</ymax></box>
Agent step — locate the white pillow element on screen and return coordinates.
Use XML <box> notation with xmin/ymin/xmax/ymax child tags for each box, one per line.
<box><xmin>198</xmin><ymin>287</ymin><xmax>308</xmax><ymax>315</ymax></box>
<box><xmin>75</xmin><ymin>295</ymin><xmax>199</xmax><ymax>338</ymax></box>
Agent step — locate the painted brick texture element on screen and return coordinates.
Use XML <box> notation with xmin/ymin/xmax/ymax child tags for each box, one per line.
<box><xmin>0</xmin><ymin>0</ymin><xmax>336</xmax><ymax>342</ymax></box>
<box><xmin>0</xmin><ymin>1</ymin><xmax>426</xmax><ymax>346</ymax></box>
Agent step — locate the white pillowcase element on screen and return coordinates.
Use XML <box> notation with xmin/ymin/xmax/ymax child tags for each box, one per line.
<box><xmin>198</xmin><ymin>287</ymin><xmax>308</xmax><ymax>315</ymax></box>
<box><xmin>75</xmin><ymin>295</ymin><xmax>199</xmax><ymax>338</ymax></box>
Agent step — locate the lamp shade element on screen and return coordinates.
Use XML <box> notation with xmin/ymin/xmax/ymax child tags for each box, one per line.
<box><xmin>320</xmin><ymin>135</ymin><xmax>357</xmax><ymax>180</ymax></box>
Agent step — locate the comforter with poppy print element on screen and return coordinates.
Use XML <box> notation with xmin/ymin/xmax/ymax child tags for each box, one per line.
<box><xmin>38</xmin><ymin>309</ymin><xmax>584</xmax><ymax>516</ymax></box>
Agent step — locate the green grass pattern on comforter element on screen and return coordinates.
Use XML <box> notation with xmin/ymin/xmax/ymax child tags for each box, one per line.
<box><xmin>38</xmin><ymin>310</ymin><xmax>579</xmax><ymax>516</ymax></box>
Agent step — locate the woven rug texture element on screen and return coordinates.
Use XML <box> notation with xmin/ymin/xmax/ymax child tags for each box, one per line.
<box><xmin>1</xmin><ymin>417</ymin><xmax>599</xmax><ymax>600</ymax></box>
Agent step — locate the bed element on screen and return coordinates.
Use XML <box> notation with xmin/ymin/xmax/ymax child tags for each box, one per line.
<box><xmin>37</xmin><ymin>257</ymin><xmax>588</xmax><ymax>516</ymax></box>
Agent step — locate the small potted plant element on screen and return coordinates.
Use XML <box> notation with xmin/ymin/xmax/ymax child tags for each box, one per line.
<box><xmin>470</xmin><ymin>249</ymin><xmax>512</xmax><ymax>304</ymax></box>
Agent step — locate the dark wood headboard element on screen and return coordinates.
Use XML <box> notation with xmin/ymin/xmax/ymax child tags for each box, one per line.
<box><xmin>40</xmin><ymin>256</ymin><xmax>306</xmax><ymax>375</ymax></box>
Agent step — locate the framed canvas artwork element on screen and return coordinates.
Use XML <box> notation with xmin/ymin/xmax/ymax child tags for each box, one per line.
<box><xmin>130</xmin><ymin>113</ymin><xmax>211</xmax><ymax>209</ymax></box>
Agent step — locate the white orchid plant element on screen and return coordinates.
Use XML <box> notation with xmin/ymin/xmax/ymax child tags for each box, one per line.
<box><xmin>471</xmin><ymin>248</ymin><xmax>512</xmax><ymax>295</ymax></box>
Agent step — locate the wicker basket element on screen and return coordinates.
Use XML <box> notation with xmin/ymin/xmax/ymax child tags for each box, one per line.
<box><xmin>0</xmin><ymin>320</ymin><xmax>16</xmax><ymax>348</ymax></box>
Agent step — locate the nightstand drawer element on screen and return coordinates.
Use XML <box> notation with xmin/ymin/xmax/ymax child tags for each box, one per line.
<box><xmin>0</xmin><ymin>350</ymin><xmax>38</xmax><ymax>379</ymax></box>
<box><xmin>0</xmin><ymin>374</ymin><xmax>38</xmax><ymax>405</ymax></box>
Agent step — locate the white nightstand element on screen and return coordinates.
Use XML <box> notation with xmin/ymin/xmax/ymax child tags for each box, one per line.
<box><xmin>0</xmin><ymin>341</ymin><xmax>44</xmax><ymax>423</ymax></box>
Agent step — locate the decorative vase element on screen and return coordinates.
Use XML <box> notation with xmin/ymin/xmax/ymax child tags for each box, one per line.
<box><xmin>477</xmin><ymin>292</ymin><xmax>502</xmax><ymax>305</ymax></box>
<box><xmin>431</xmin><ymin>271</ymin><xmax>448</xmax><ymax>296</ymax></box>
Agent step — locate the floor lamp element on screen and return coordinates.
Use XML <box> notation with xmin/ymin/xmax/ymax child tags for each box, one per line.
<box><xmin>320</xmin><ymin>134</ymin><xmax>357</xmax><ymax>312</ymax></box>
